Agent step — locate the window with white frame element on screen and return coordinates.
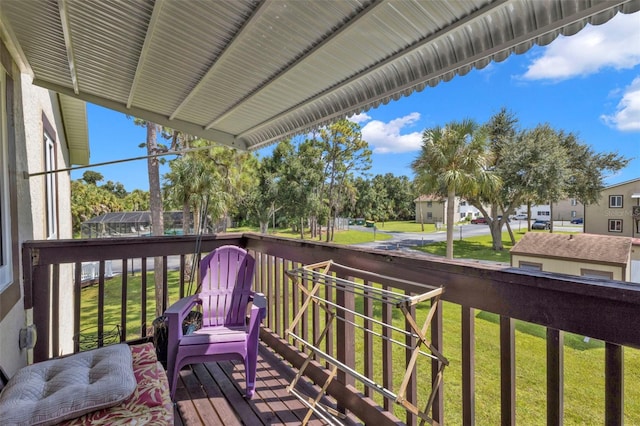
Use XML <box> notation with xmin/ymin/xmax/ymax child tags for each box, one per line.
<box><xmin>0</xmin><ymin>70</ymin><xmax>12</xmax><ymax>289</ymax></box>
<box><xmin>608</xmin><ymin>219</ymin><xmax>622</xmax><ymax>233</ymax></box>
<box><xmin>571</xmin><ymin>211</ymin><xmax>576</xmax><ymax>218</ymax></box>
<box><xmin>571</xmin><ymin>199</ymin><xmax>577</xmax><ymax>206</ymax></box>
<box><xmin>44</xmin><ymin>129</ymin><xmax>57</xmax><ymax>239</ymax></box>
<box><xmin>537</xmin><ymin>211</ymin><xmax>550</xmax><ymax>216</ymax></box>
<box><xmin>609</xmin><ymin>195</ymin><xmax>623</xmax><ymax>208</ymax></box>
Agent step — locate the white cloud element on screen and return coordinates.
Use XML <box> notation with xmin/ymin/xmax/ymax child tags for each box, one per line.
<box><xmin>523</xmin><ymin>13</ymin><xmax>640</xmax><ymax>81</ymax></box>
<box><xmin>348</xmin><ymin>112</ymin><xmax>371</xmax><ymax>124</ymax></box>
<box><xmin>359</xmin><ymin>112</ymin><xmax>423</xmax><ymax>153</ymax></box>
<box><xmin>601</xmin><ymin>76</ymin><xmax>640</xmax><ymax>131</ymax></box>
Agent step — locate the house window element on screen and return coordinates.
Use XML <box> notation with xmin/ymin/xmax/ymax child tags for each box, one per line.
<box><xmin>537</xmin><ymin>211</ymin><xmax>550</xmax><ymax>216</ymax></box>
<box><xmin>609</xmin><ymin>195</ymin><xmax>623</xmax><ymax>208</ymax></box>
<box><xmin>519</xmin><ymin>261</ymin><xmax>542</xmax><ymax>271</ymax></box>
<box><xmin>608</xmin><ymin>219</ymin><xmax>622</xmax><ymax>233</ymax></box>
<box><xmin>460</xmin><ymin>201</ymin><xmax>466</xmax><ymax>206</ymax></box>
<box><xmin>571</xmin><ymin>211</ymin><xmax>576</xmax><ymax>218</ymax></box>
<box><xmin>427</xmin><ymin>212</ymin><xmax>433</xmax><ymax>220</ymax></box>
<box><xmin>44</xmin><ymin>128</ymin><xmax>57</xmax><ymax>239</ymax></box>
<box><xmin>426</xmin><ymin>201</ymin><xmax>432</xmax><ymax>208</ymax></box>
<box><xmin>580</xmin><ymin>269</ymin><xmax>613</xmax><ymax>280</ymax></box>
<box><xmin>571</xmin><ymin>199</ymin><xmax>577</xmax><ymax>206</ymax></box>
<box><xmin>0</xmin><ymin>70</ymin><xmax>11</xmax><ymax>289</ymax></box>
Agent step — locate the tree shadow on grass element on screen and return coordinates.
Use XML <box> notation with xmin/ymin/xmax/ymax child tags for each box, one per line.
<box><xmin>476</xmin><ymin>310</ymin><xmax>604</xmax><ymax>351</ymax></box>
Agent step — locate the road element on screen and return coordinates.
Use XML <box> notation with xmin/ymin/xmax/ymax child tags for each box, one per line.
<box><xmin>351</xmin><ymin>220</ymin><xmax>582</xmax><ymax>254</ymax></box>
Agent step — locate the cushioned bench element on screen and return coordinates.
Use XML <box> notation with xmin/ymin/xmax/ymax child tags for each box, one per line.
<box><xmin>0</xmin><ymin>343</ymin><xmax>173</xmax><ymax>426</ymax></box>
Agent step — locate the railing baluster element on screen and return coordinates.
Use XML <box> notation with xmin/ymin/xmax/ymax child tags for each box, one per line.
<box><xmin>97</xmin><ymin>261</ymin><xmax>105</xmax><ymax>347</ymax></box>
<box><xmin>462</xmin><ymin>305</ymin><xmax>475</xmax><ymax>425</ymax></box>
<box><xmin>292</xmin><ymin>261</ymin><xmax>300</xmax><ymax>348</ymax></box>
<box><xmin>405</xmin><ymin>299</ymin><xmax>417</xmax><ymax>426</ymax></box>
<box><xmin>431</xmin><ymin>299</ymin><xmax>444</xmax><ymax>423</ymax></box>
<box><xmin>325</xmin><ymin>274</ymin><xmax>334</xmax><ymax>369</ymax></box>
<box><xmin>162</xmin><ymin>255</ymin><xmax>168</xmax><ymax>312</ymax></box>
<box><xmin>141</xmin><ymin>258</ymin><xmax>147</xmax><ymax>337</ymax></box>
<box><xmin>275</xmin><ymin>257</ymin><xmax>281</xmax><ymax>335</ymax></box>
<box><xmin>121</xmin><ymin>259</ymin><xmax>128</xmax><ymax>342</ymax></box>
<box><xmin>605</xmin><ymin>342</ymin><xmax>624</xmax><ymax>425</ymax></box>
<box><xmin>267</xmin><ymin>255</ymin><xmax>274</xmax><ymax>329</ymax></box>
<box><xmin>51</xmin><ymin>264</ymin><xmax>60</xmax><ymax>356</ymax></box>
<box><xmin>546</xmin><ymin>328</ymin><xmax>563</xmax><ymax>425</ymax></box>
<box><xmin>282</xmin><ymin>259</ymin><xmax>289</xmax><ymax>333</ymax></box>
<box><xmin>382</xmin><ymin>284</ymin><xmax>393</xmax><ymax>411</ymax></box>
<box><xmin>179</xmin><ymin>254</ymin><xmax>186</xmax><ymax>299</ymax></box>
<box><xmin>500</xmin><ymin>316</ymin><xmax>515</xmax><ymax>426</ymax></box>
<box><xmin>363</xmin><ymin>280</ymin><xmax>373</xmax><ymax>398</ymax></box>
<box><xmin>336</xmin><ymin>273</ymin><xmax>355</xmax><ymax>388</ymax></box>
<box><xmin>73</xmin><ymin>261</ymin><xmax>82</xmax><ymax>353</ymax></box>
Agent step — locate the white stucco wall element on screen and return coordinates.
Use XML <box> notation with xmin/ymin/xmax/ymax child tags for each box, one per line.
<box><xmin>0</xmin><ymin>66</ymin><xmax>76</xmax><ymax>375</ymax></box>
<box><xmin>20</xmin><ymin>74</ymin><xmax>74</xmax><ymax>356</ymax></box>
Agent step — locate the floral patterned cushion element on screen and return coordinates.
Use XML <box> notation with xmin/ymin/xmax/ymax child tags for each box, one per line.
<box><xmin>61</xmin><ymin>343</ymin><xmax>173</xmax><ymax>425</ymax></box>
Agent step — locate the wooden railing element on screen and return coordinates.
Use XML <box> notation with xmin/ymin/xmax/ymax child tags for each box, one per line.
<box><xmin>23</xmin><ymin>233</ymin><xmax>640</xmax><ymax>425</ymax></box>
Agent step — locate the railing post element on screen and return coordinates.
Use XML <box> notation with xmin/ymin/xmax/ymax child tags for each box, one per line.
<box><xmin>431</xmin><ymin>298</ymin><xmax>444</xmax><ymax>423</ymax></box>
<box><xmin>32</xmin><ymin>264</ymin><xmax>51</xmax><ymax>362</ymax></box>
<box><xmin>336</xmin><ymin>274</ymin><xmax>355</xmax><ymax>388</ymax></box>
<box><xmin>462</xmin><ymin>306</ymin><xmax>475</xmax><ymax>425</ymax></box>
<box><xmin>605</xmin><ymin>343</ymin><xmax>624</xmax><ymax>425</ymax></box>
<box><xmin>546</xmin><ymin>328</ymin><xmax>564</xmax><ymax>425</ymax></box>
<box><xmin>500</xmin><ymin>316</ymin><xmax>515</xmax><ymax>426</ymax></box>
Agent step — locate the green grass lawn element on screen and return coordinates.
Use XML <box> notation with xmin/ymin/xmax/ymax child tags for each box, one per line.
<box><xmin>412</xmin><ymin>229</ymin><xmax>574</xmax><ymax>263</ymax></box>
<box><xmin>371</xmin><ymin>220</ymin><xmax>438</xmax><ymax>233</ymax></box>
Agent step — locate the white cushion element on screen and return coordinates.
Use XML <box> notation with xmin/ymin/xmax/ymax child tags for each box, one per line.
<box><xmin>0</xmin><ymin>344</ymin><xmax>136</xmax><ymax>426</ymax></box>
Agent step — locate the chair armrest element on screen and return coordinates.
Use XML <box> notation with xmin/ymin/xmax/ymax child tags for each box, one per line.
<box><xmin>165</xmin><ymin>294</ymin><xmax>201</xmax><ymax>341</ymax></box>
<box><xmin>249</xmin><ymin>293</ymin><xmax>267</xmax><ymax>327</ymax></box>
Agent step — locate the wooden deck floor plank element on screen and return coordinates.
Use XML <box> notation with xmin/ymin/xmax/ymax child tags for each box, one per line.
<box><xmin>258</xmin><ymin>346</ymin><xmax>361</xmax><ymax>426</ymax></box>
<box><xmin>174</xmin><ymin>374</ymin><xmax>205</xmax><ymax>425</ymax></box>
<box><xmin>255</xmin><ymin>358</ymin><xmax>327</xmax><ymax>425</ymax></box>
<box><xmin>251</xmin><ymin>359</ymin><xmax>302</xmax><ymax>425</ymax></box>
<box><xmin>204</xmin><ymin>361</ymin><xmax>267</xmax><ymax>426</ymax></box>
<box><xmin>191</xmin><ymin>363</ymin><xmax>243</xmax><ymax>426</ymax></box>
<box><xmin>172</xmin><ymin>343</ymin><xmax>363</xmax><ymax>425</ymax></box>
<box><xmin>178</xmin><ymin>367</ymin><xmax>224</xmax><ymax>425</ymax></box>
<box><xmin>217</xmin><ymin>359</ymin><xmax>285</xmax><ymax>425</ymax></box>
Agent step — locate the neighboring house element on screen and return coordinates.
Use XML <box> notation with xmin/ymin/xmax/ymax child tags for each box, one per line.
<box><xmin>511</xmin><ymin>233</ymin><xmax>635</xmax><ymax>282</ymax></box>
<box><xmin>414</xmin><ymin>195</ymin><xmax>447</xmax><ymax>225</ymax></box>
<box><xmin>552</xmin><ymin>198</ymin><xmax>584</xmax><ymax>222</ymax></box>
<box><xmin>0</xmin><ymin>41</ymin><xmax>89</xmax><ymax>374</ymax></box>
<box><xmin>584</xmin><ymin>178</ymin><xmax>640</xmax><ymax>238</ymax></box>
<box><xmin>511</xmin><ymin>204</ymin><xmax>551</xmax><ymax>221</ymax></box>
<box><xmin>458</xmin><ymin>199</ymin><xmax>484</xmax><ymax>221</ymax></box>
<box><xmin>414</xmin><ymin>195</ymin><xmax>489</xmax><ymax>225</ymax></box>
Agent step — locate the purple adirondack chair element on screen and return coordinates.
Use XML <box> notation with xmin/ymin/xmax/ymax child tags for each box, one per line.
<box><xmin>165</xmin><ymin>245</ymin><xmax>266</xmax><ymax>400</ymax></box>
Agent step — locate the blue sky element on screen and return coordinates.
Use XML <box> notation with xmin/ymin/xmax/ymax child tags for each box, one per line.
<box><xmin>74</xmin><ymin>12</ymin><xmax>640</xmax><ymax>191</ymax></box>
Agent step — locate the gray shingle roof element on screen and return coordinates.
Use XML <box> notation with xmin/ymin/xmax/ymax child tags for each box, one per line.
<box><xmin>511</xmin><ymin>232</ymin><xmax>632</xmax><ymax>266</ymax></box>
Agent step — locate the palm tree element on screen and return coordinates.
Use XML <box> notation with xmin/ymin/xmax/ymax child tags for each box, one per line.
<box><xmin>411</xmin><ymin>119</ymin><xmax>496</xmax><ymax>259</ymax></box>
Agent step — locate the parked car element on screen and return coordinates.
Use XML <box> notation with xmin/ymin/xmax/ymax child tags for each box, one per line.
<box><xmin>470</xmin><ymin>217</ymin><xmax>488</xmax><ymax>224</ymax></box>
<box><xmin>497</xmin><ymin>215</ymin><xmax>511</xmax><ymax>223</ymax></box>
<box><xmin>531</xmin><ymin>220</ymin><xmax>551</xmax><ymax>230</ymax></box>
<box><xmin>511</xmin><ymin>214</ymin><xmax>528</xmax><ymax>220</ymax></box>
<box><xmin>570</xmin><ymin>218</ymin><xmax>583</xmax><ymax>224</ymax></box>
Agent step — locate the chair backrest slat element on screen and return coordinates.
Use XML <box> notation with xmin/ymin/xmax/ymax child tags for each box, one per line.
<box><xmin>199</xmin><ymin>246</ymin><xmax>255</xmax><ymax>328</ymax></box>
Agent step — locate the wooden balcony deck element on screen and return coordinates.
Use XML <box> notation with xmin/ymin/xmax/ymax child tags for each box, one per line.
<box><xmin>173</xmin><ymin>343</ymin><xmax>356</xmax><ymax>426</ymax></box>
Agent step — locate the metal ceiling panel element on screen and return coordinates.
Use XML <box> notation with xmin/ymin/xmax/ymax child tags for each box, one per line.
<box><xmin>1</xmin><ymin>0</ymin><xmax>638</xmax><ymax>154</ymax></box>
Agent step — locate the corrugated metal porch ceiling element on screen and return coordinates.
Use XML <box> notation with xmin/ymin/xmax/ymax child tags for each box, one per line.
<box><xmin>2</xmin><ymin>0</ymin><xmax>639</xmax><ymax>151</ymax></box>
